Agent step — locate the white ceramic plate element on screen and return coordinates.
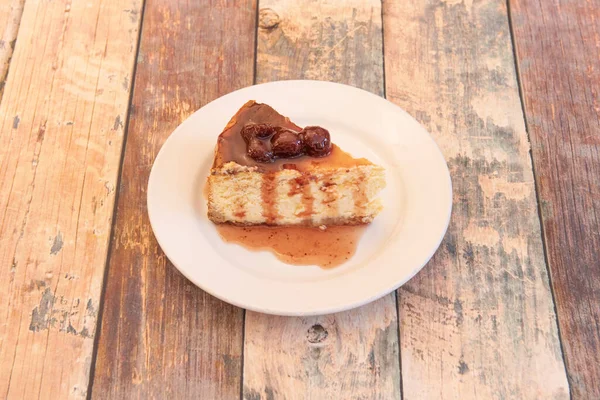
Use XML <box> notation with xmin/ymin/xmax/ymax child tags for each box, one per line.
<box><xmin>148</xmin><ymin>80</ymin><xmax>452</xmax><ymax>316</ymax></box>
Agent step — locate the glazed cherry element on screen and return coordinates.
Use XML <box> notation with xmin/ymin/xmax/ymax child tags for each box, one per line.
<box><xmin>241</xmin><ymin>123</ymin><xmax>277</xmax><ymax>142</ymax></box>
<box><xmin>271</xmin><ymin>129</ymin><xmax>303</xmax><ymax>158</ymax></box>
<box><xmin>247</xmin><ymin>139</ymin><xmax>274</xmax><ymax>162</ymax></box>
<box><xmin>300</xmin><ymin>126</ymin><xmax>331</xmax><ymax>157</ymax></box>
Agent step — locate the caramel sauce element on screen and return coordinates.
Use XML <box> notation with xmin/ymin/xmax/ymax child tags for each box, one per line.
<box><xmin>352</xmin><ymin>170</ymin><xmax>368</xmax><ymax>211</ymax></box>
<box><xmin>288</xmin><ymin>177</ymin><xmax>302</xmax><ymax>196</ymax></box>
<box><xmin>321</xmin><ymin>173</ymin><xmax>336</xmax><ymax>205</ymax></box>
<box><xmin>299</xmin><ymin>181</ymin><xmax>314</xmax><ymax>217</ymax></box>
<box><xmin>216</xmin><ymin>225</ymin><xmax>367</xmax><ymax>268</ymax></box>
<box><xmin>261</xmin><ymin>173</ymin><xmax>278</xmax><ymax>224</ymax></box>
<box><xmin>234</xmin><ymin>210</ymin><xmax>246</xmax><ymax>218</ymax></box>
<box><xmin>214</xmin><ymin>101</ymin><xmax>302</xmax><ymax>171</ymax></box>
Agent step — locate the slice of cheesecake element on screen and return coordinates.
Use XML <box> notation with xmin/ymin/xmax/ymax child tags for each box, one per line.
<box><xmin>206</xmin><ymin>101</ymin><xmax>385</xmax><ymax>226</ymax></box>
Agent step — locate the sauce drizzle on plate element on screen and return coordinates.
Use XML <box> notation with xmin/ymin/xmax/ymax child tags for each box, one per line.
<box><xmin>215</xmin><ymin>225</ymin><xmax>366</xmax><ymax>268</ymax></box>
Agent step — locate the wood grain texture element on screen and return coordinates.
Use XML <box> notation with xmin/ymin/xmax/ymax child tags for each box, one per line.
<box><xmin>0</xmin><ymin>0</ymin><xmax>24</xmax><ymax>99</ymax></box>
<box><xmin>0</xmin><ymin>0</ymin><xmax>142</xmax><ymax>398</ymax></box>
<box><xmin>244</xmin><ymin>1</ymin><xmax>401</xmax><ymax>399</ymax></box>
<box><xmin>383</xmin><ymin>1</ymin><xmax>570</xmax><ymax>398</ymax></box>
<box><xmin>510</xmin><ymin>1</ymin><xmax>600</xmax><ymax>398</ymax></box>
<box><xmin>90</xmin><ymin>1</ymin><xmax>256</xmax><ymax>398</ymax></box>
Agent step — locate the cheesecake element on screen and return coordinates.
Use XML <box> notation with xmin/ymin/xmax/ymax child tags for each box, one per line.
<box><xmin>206</xmin><ymin>101</ymin><xmax>385</xmax><ymax>226</ymax></box>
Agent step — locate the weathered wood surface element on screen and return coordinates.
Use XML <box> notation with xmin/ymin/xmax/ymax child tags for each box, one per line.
<box><xmin>383</xmin><ymin>1</ymin><xmax>570</xmax><ymax>398</ymax></box>
<box><xmin>0</xmin><ymin>0</ymin><xmax>24</xmax><ymax>99</ymax></box>
<box><xmin>0</xmin><ymin>0</ymin><xmax>142</xmax><ymax>398</ymax></box>
<box><xmin>509</xmin><ymin>1</ymin><xmax>600</xmax><ymax>398</ymax></box>
<box><xmin>90</xmin><ymin>1</ymin><xmax>256</xmax><ymax>398</ymax></box>
<box><xmin>243</xmin><ymin>1</ymin><xmax>401</xmax><ymax>399</ymax></box>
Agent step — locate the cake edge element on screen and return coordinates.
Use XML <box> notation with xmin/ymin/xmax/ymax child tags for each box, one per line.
<box><xmin>206</xmin><ymin>162</ymin><xmax>385</xmax><ymax>227</ymax></box>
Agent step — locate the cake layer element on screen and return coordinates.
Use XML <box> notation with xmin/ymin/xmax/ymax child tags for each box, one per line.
<box><xmin>207</xmin><ymin>162</ymin><xmax>385</xmax><ymax>226</ymax></box>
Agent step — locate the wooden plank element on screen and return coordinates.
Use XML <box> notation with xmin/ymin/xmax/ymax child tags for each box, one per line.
<box><xmin>243</xmin><ymin>1</ymin><xmax>401</xmax><ymax>399</ymax></box>
<box><xmin>89</xmin><ymin>1</ymin><xmax>256</xmax><ymax>398</ymax></box>
<box><xmin>0</xmin><ymin>0</ymin><xmax>142</xmax><ymax>398</ymax></box>
<box><xmin>0</xmin><ymin>0</ymin><xmax>25</xmax><ymax>99</ymax></box>
<box><xmin>383</xmin><ymin>1</ymin><xmax>570</xmax><ymax>398</ymax></box>
<box><xmin>509</xmin><ymin>1</ymin><xmax>600</xmax><ymax>398</ymax></box>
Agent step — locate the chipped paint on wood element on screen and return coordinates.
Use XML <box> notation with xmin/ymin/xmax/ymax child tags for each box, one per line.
<box><xmin>90</xmin><ymin>1</ymin><xmax>256</xmax><ymax>398</ymax></box>
<box><xmin>50</xmin><ymin>232</ymin><xmax>63</xmax><ymax>255</ymax></box>
<box><xmin>0</xmin><ymin>0</ymin><xmax>143</xmax><ymax>398</ymax></box>
<box><xmin>244</xmin><ymin>1</ymin><xmax>400</xmax><ymax>399</ymax></box>
<box><xmin>112</xmin><ymin>115</ymin><xmax>123</xmax><ymax>131</ymax></box>
<box><xmin>478</xmin><ymin>175</ymin><xmax>532</xmax><ymax>201</ymax></box>
<box><xmin>28</xmin><ymin>288</ymin><xmax>96</xmax><ymax>338</ymax></box>
<box><xmin>462</xmin><ymin>221</ymin><xmax>500</xmax><ymax>247</ymax></box>
<box><xmin>383</xmin><ymin>0</ymin><xmax>569</xmax><ymax>398</ymax></box>
<box><xmin>29</xmin><ymin>288</ymin><xmax>55</xmax><ymax>332</ymax></box>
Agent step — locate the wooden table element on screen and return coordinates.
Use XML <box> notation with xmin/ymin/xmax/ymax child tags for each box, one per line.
<box><xmin>1</xmin><ymin>0</ymin><xmax>598</xmax><ymax>399</ymax></box>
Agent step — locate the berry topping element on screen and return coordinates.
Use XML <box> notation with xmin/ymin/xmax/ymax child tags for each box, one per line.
<box><xmin>247</xmin><ymin>138</ymin><xmax>274</xmax><ymax>162</ymax></box>
<box><xmin>241</xmin><ymin>123</ymin><xmax>278</xmax><ymax>142</ymax></box>
<box><xmin>300</xmin><ymin>126</ymin><xmax>331</xmax><ymax>157</ymax></box>
<box><xmin>271</xmin><ymin>129</ymin><xmax>304</xmax><ymax>158</ymax></box>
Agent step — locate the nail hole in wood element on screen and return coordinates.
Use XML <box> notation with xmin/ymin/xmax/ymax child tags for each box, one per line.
<box><xmin>307</xmin><ymin>324</ymin><xmax>328</xmax><ymax>343</ymax></box>
<box><xmin>259</xmin><ymin>8</ymin><xmax>280</xmax><ymax>30</ymax></box>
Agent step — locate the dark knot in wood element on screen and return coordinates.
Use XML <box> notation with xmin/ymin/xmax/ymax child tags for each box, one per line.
<box><xmin>259</xmin><ymin>8</ymin><xmax>280</xmax><ymax>30</ymax></box>
<box><xmin>307</xmin><ymin>324</ymin><xmax>328</xmax><ymax>343</ymax></box>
